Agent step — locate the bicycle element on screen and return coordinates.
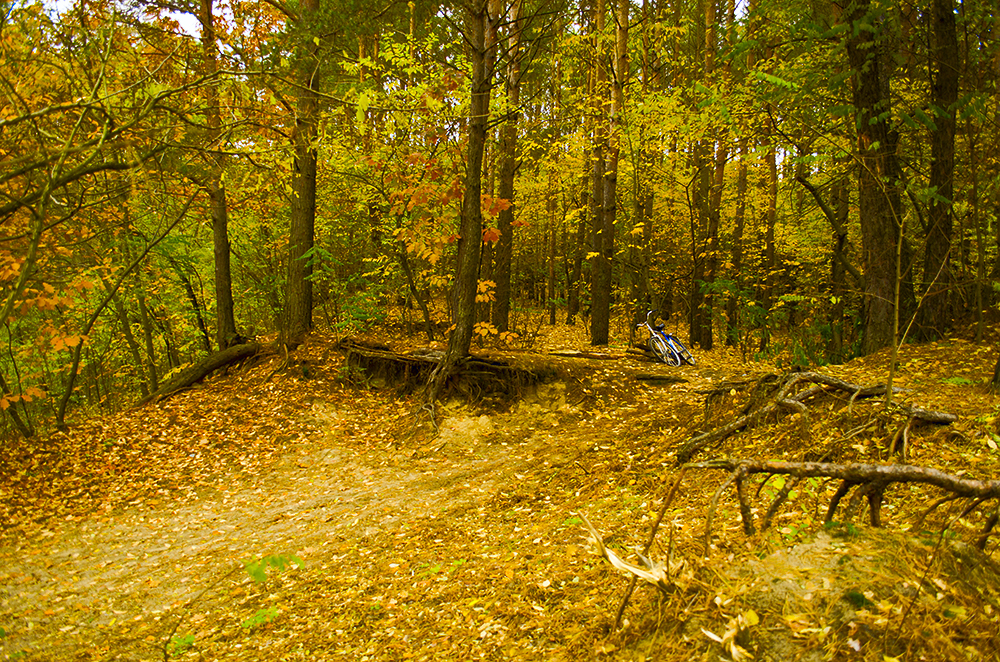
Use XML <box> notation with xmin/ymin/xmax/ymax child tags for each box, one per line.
<box><xmin>636</xmin><ymin>310</ymin><xmax>696</xmax><ymax>366</ymax></box>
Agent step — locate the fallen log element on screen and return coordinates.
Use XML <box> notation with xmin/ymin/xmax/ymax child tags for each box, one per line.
<box><xmin>687</xmin><ymin>458</ymin><xmax>1000</xmax><ymax>552</ymax></box>
<box><xmin>135</xmin><ymin>342</ymin><xmax>265</xmax><ymax>407</ymax></box>
<box><xmin>634</xmin><ymin>373</ymin><xmax>688</xmax><ymax>385</ymax></box>
<box><xmin>548</xmin><ymin>349</ymin><xmax>621</xmax><ymax>360</ymax></box>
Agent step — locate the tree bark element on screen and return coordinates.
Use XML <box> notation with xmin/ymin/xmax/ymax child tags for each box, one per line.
<box><xmin>566</xmin><ymin>166</ymin><xmax>589</xmax><ymax>325</ymax></box>
<box><xmin>914</xmin><ymin>0</ymin><xmax>958</xmax><ymax>340</ymax></box>
<box><xmin>844</xmin><ymin>0</ymin><xmax>910</xmax><ymax>354</ymax></box>
<box><xmin>198</xmin><ymin>0</ymin><xmax>240</xmax><ymax>351</ymax></box>
<box><xmin>428</xmin><ymin>0</ymin><xmax>499</xmax><ymax>400</ymax></box>
<box><xmin>491</xmin><ymin>0</ymin><xmax>523</xmax><ymax>333</ymax></box>
<box><xmin>725</xmin><ymin>137</ymin><xmax>747</xmax><ymax>347</ymax></box>
<box><xmin>282</xmin><ymin>0</ymin><xmax>321</xmax><ymax>350</ymax></box>
<box><xmin>588</xmin><ymin>0</ymin><xmax>607</xmax><ymax>343</ymax></box>
<box><xmin>592</xmin><ymin>0</ymin><xmax>627</xmax><ymax>346</ymax></box>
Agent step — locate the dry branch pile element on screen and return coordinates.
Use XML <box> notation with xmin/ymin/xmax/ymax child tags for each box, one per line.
<box><xmin>676</xmin><ymin>371</ymin><xmax>957</xmax><ymax>463</ymax></box>
<box><xmin>686</xmin><ymin>458</ymin><xmax>1000</xmax><ymax>552</ymax></box>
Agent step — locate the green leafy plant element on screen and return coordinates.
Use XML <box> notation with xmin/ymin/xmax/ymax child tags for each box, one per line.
<box><xmin>167</xmin><ymin>633</ymin><xmax>196</xmax><ymax>657</ymax></box>
<box><xmin>242</xmin><ymin>553</ymin><xmax>304</xmax><ymax>583</ymax></box>
<box><xmin>241</xmin><ymin>605</ymin><xmax>279</xmax><ymax>630</ymax></box>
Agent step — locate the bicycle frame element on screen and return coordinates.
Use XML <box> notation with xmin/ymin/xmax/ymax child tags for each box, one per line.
<box><xmin>637</xmin><ymin>311</ymin><xmax>696</xmax><ymax>366</ymax></box>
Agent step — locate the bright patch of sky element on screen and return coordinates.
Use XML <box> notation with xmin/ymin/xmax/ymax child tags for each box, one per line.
<box><xmin>43</xmin><ymin>0</ymin><xmax>201</xmax><ymax>35</ymax></box>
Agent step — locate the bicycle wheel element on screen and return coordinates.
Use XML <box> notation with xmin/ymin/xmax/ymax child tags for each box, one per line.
<box><xmin>650</xmin><ymin>335</ymin><xmax>681</xmax><ymax>366</ymax></box>
<box><xmin>668</xmin><ymin>336</ymin><xmax>696</xmax><ymax>365</ymax></box>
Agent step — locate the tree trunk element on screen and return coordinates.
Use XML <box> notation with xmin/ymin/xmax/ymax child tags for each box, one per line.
<box><xmin>167</xmin><ymin>256</ymin><xmax>212</xmax><ymax>353</ymax></box>
<box><xmin>588</xmin><ymin>0</ymin><xmax>607</xmax><ymax>342</ymax></box>
<box><xmin>137</xmin><ymin>293</ymin><xmax>159</xmax><ymax>391</ymax></box>
<box><xmin>199</xmin><ymin>0</ymin><xmax>240</xmax><ymax>351</ymax></box>
<box><xmin>689</xmin><ymin>140</ymin><xmax>712</xmax><ymax>348</ymax></box>
<box><xmin>725</xmin><ymin>137</ymin><xmax>747</xmax><ymax>347</ymax></box>
<box><xmin>914</xmin><ymin>0</ymin><xmax>958</xmax><ymax>340</ymax></box>
<box><xmin>428</xmin><ymin>0</ymin><xmax>499</xmax><ymax>399</ymax></box>
<box><xmin>690</xmin><ymin>0</ymin><xmax>720</xmax><ymax>351</ymax></box>
<box><xmin>566</xmin><ymin>167</ymin><xmax>589</xmax><ymax>325</ymax></box>
<box><xmin>844</xmin><ymin>0</ymin><xmax>908</xmax><ymax>354</ymax></box>
<box><xmin>592</xmin><ymin>0</ymin><xmax>627</xmax><ymax>346</ymax></box>
<box><xmin>992</xmin><ymin>353</ymin><xmax>1000</xmax><ymax>391</ymax></box>
<box><xmin>829</xmin><ymin>176</ymin><xmax>850</xmax><ymax>361</ymax></box>
<box><xmin>759</xmin><ymin>123</ymin><xmax>777</xmax><ymax>352</ymax></box>
<box><xmin>546</xmin><ymin>55</ymin><xmax>560</xmax><ymax>326</ymax></box>
<box><xmin>491</xmin><ymin>0</ymin><xmax>523</xmax><ymax>333</ymax></box>
<box><xmin>0</xmin><ymin>371</ymin><xmax>34</xmax><ymax>438</ymax></box>
<box><xmin>106</xmin><ymin>282</ymin><xmax>150</xmax><ymax>398</ymax></box>
<box><xmin>282</xmin><ymin>0</ymin><xmax>321</xmax><ymax>350</ymax></box>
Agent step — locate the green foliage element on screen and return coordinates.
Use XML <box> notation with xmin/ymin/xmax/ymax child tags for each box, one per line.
<box><xmin>941</xmin><ymin>376</ymin><xmax>976</xmax><ymax>386</ymax></box>
<box><xmin>242</xmin><ymin>553</ymin><xmax>304</xmax><ymax>583</ymax></box>
<box><xmin>305</xmin><ymin>247</ymin><xmax>391</xmax><ymax>335</ymax></box>
<box><xmin>241</xmin><ymin>605</ymin><xmax>279</xmax><ymax>630</ymax></box>
<box><xmin>167</xmin><ymin>633</ymin><xmax>196</xmax><ymax>657</ymax></box>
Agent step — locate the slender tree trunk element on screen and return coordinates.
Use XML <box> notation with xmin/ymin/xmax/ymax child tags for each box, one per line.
<box><xmin>429</xmin><ymin>0</ymin><xmax>499</xmax><ymax>399</ymax></box>
<box><xmin>592</xmin><ymin>0</ymin><xmax>627</xmax><ymax>346</ymax></box>
<box><xmin>0</xmin><ymin>371</ymin><xmax>34</xmax><ymax>438</ymax></box>
<box><xmin>106</xmin><ymin>282</ymin><xmax>150</xmax><ymax>398</ymax></box>
<box><xmin>689</xmin><ymin>140</ymin><xmax>711</xmax><ymax>347</ymax></box>
<box><xmin>168</xmin><ymin>257</ymin><xmax>212</xmax><ymax>353</ymax></box>
<box><xmin>566</xmin><ymin>167</ymin><xmax>589</xmax><ymax>325</ymax></box>
<box><xmin>398</xmin><ymin>245</ymin><xmax>435</xmax><ymax>341</ymax></box>
<box><xmin>992</xmin><ymin>353</ymin><xmax>1000</xmax><ymax>392</ymax></box>
<box><xmin>198</xmin><ymin>0</ymin><xmax>239</xmax><ymax>350</ymax></box>
<box><xmin>547</xmin><ymin>54</ymin><xmax>561</xmax><ymax>326</ymax></box>
<box><xmin>829</xmin><ymin>176</ymin><xmax>850</xmax><ymax>361</ymax></box>
<box><xmin>137</xmin><ymin>293</ymin><xmax>159</xmax><ymax>392</ymax></box>
<box><xmin>914</xmin><ymin>0</ymin><xmax>958</xmax><ymax>340</ymax></box>
<box><xmin>492</xmin><ymin>0</ymin><xmax>523</xmax><ymax>333</ymax></box>
<box><xmin>759</xmin><ymin>117</ymin><xmax>778</xmax><ymax>352</ymax></box>
<box><xmin>970</xmin><ymin>130</ymin><xmax>985</xmax><ymax>342</ymax></box>
<box><xmin>282</xmin><ymin>0</ymin><xmax>321</xmax><ymax>349</ymax></box>
<box><xmin>725</xmin><ymin>138</ymin><xmax>747</xmax><ymax>347</ymax></box>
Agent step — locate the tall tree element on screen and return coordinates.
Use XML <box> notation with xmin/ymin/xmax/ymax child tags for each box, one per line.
<box><xmin>199</xmin><ymin>0</ymin><xmax>241</xmax><ymax>350</ymax></box>
<box><xmin>591</xmin><ymin>0</ymin><xmax>627</xmax><ymax>346</ymax></box>
<box><xmin>491</xmin><ymin>0</ymin><xmax>523</xmax><ymax>333</ymax></box>
<box><xmin>281</xmin><ymin>0</ymin><xmax>322</xmax><ymax>349</ymax></box>
<box><xmin>429</xmin><ymin>0</ymin><xmax>500</xmax><ymax>398</ymax></box>
<box><xmin>914</xmin><ymin>0</ymin><xmax>959</xmax><ymax>340</ymax></box>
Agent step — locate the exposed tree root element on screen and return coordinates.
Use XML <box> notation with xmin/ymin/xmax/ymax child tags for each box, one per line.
<box><xmin>344</xmin><ymin>342</ymin><xmax>544</xmax><ymax>403</ymax></box>
<box><xmin>675</xmin><ymin>371</ymin><xmax>957</xmax><ymax>464</ymax></box>
<box><xmin>686</xmin><ymin>458</ymin><xmax>1000</xmax><ymax>552</ymax></box>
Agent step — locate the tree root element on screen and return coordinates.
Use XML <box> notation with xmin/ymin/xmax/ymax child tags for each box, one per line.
<box><xmin>675</xmin><ymin>371</ymin><xmax>957</xmax><ymax>464</ymax></box>
<box><xmin>686</xmin><ymin>458</ymin><xmax>1000</xmax><ymax>552</ymax></box>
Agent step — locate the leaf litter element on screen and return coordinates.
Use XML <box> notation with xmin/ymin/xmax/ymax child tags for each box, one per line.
<box><xmin>1</xmin><ymin>324</ymin><xmax>999</xmax><ymax>660</ymax></box>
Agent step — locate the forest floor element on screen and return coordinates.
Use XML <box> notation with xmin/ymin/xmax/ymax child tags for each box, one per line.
<box><xmin>2</xmin><ymin>315</ymin><xmax>1000</xmax><ymax>661</ymax></box>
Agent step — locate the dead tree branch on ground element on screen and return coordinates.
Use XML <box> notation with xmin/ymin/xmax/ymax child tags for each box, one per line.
<box><xmin>676</xmin><ymin>372</ymin><xmax>957</xmax><ymax>464</ymax></box>
<box><xmin>687</xmin><ymin>459</ymin><xmax>1000</xmax><ymax>553</ymax></box>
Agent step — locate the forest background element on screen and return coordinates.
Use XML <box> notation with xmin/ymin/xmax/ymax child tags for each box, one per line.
<box><xmin>2</xmin><ymin>0</ymin><xmax>999</xmax><ymax>439</ymax></box>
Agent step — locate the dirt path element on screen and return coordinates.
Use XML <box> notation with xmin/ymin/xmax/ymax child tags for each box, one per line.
<box><xmin>0</xmin><ymin>380</ymin><xmax>593</xmax><ymax>660</ymax></box>
<box><xmin>7</xmin><ymin>336</ymin><xmax>995</xmax><ymax>661</ymax></box>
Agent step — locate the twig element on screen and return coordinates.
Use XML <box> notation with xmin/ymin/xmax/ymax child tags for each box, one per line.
<box><xmin>613</xmin><ymin>469</ymin><xmax>686</xmax><ymax>628</ymax></box>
